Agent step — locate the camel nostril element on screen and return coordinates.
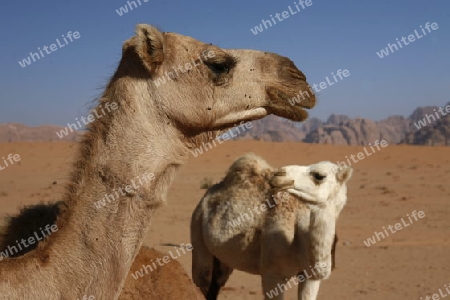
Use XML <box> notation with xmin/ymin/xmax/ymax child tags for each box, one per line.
<box><xmin>277</xmin><ymin>57</ymin><xmax>306</xmax><ymax>81</ymax></box>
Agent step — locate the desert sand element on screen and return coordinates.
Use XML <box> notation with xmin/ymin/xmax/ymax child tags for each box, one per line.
<box><xmin>0</xmin><ymin>141</ymin><xmax>448</xmax><ymax>299</ymax></box>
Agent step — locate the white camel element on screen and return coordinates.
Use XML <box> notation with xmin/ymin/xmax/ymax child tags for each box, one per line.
<box><xmin>191</xmin><ymin>153</ymin><xmax>352</xmax><ymax>300</ymax></box>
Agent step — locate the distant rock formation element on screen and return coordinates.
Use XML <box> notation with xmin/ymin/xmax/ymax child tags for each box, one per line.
<box><xmin>238</xmin><ymin>115</ymin><xmax>322</xmax><ymax>142</ymax></box>
<box><xmin>303</xmin><ymin>115</ymin><xmax>411</xmax><ymax>145</ymax></box>
<box><xmin>302</xmin><ymin>103</ymin><xmax>449</xmax><ymax>146</ymax></box>
<box><xmin>0</xmin><ymin>123</ymin><xmax>81</xmax><ymax>142</ymax></box>
<box><xmin>401</xmin><ymin>103</ymin><xmax>450</xmax><ymax>146</ymax></box>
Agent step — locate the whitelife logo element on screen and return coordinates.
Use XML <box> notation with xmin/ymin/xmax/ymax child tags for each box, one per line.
<box><xmin>363</xmin><ymin>210</ymin><xmax>425</xmax><ymax>247</ymax></box>
<box><xmin>376</xmin><ymin>22</ymin><xmax>439</xmax><ymax>59</ymax></box>
<box><xmin>56</xmin><ymin>102</ymin><xmax>118</xmax><ymax>139</ymax></box>
<box><xmin>18</xmin><ymin>31</ymin><xmax>81</xmax><ymax>68</ymax></box>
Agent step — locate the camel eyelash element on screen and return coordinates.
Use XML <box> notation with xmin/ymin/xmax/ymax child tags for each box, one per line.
<box><xmin>204</xmin><ymin>54</ymin><xmax>237</xmax><ymax>74</ymax></box>
<box><xmin>311</xmin><ymin>172</ymin><xmax>326</xmax><ymax>181</ymax></box>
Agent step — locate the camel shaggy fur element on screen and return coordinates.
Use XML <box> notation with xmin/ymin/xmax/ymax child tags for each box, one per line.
<box><xmin>0</xmin><ymin>24</ymin><xmax>315</xmax><ymax>299</ymax></box>
<box><xmin>191</xmin><ymin>154</ymin><xmax>352</xmax><ymax>300</ymax></box>
<box><xmin>0</xmin><ymin>202</ymin><xmax>204</xmax><ymax>299</ymax></box>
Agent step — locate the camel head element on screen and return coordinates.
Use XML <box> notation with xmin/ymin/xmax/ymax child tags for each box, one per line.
<box><xmin>119</xmin><ymin>24</ymin><xmax>315</xmax><ymax>136</ymax></box>
<box><xmin>270</xmin><ymin>162</ymin><xmax>352</xmax><ymax>280</ymax></box>
<box><xmin>271</xmin><ymin>162</ymin><xmax>352</xmax><ymax>207</ymax></box>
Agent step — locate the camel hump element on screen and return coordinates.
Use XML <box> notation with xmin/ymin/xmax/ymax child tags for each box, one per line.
<box><xmin>199</xmin><ymin>153</ymin><xmax>274</xmax><ymax>207</ymax></box>
<box><xmin>224</xmin><ymin>153</ymin><xmax>273</xmax><ymax>181</ymax></box>
<box><xmin>0</xmin><ymin>201</ymin><xmax>64</xmax><ymax>257</ymax></box>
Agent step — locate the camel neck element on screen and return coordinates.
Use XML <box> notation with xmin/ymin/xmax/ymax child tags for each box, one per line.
<box><xmin>54</xmin><ymin>84</ymin><xmax>189</xmax><ymax>297</ymax></box>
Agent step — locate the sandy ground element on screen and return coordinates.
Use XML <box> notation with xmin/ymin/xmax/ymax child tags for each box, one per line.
<box><xmin>0</xmin><ymin>141</ymin><xmax>449</xmax><ymax>299</ymax></box>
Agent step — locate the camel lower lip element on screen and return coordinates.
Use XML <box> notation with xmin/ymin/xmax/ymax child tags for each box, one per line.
<box><xmin>294</xmin><ymin>100</ymin><xmax>315</xmax><ymax>110</ymax></box>
<box><xmin>293</xmin><ymin>107</ymin><xmax>309</xmax><ymax>121</ymax></box>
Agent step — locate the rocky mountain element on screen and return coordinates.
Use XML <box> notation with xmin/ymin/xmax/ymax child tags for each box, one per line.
<box><xmin>303</xmin><ymin>115</ymin><xmax>410</xmax><ymax>145</ymax></box>
<box><xmin>238</xmin><ymin>115</ymin><xmax>322</xmax><ymax>142</ymax></box>
<box><xmin>401</xmin><ymin>105</ymin><xmax>450</xmax><ymax>146</ymax></box>
<box><xmin>242</xmin><ymin>103</ymin><xmax>450</xmax><ymax>146</ymax></box>
<box><xmin>0</xmin><ymin>123</ymin><xmax>80</xmax><ymax>142</ymax></box>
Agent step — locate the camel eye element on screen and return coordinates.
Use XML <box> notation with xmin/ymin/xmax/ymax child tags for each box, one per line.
<box><xmin>207</xmin><ymin>62</ymin><xmax>230</xmax><ymax>74</ymax></box>
<box><xmin>204</xmin><ymin>55</ymin><xmax>236</xmax><ymax>76</ymax></box>
<box><xmin>312</xmin><ymin>172</ymin><xmax>326</xmax><ymax>181</ymax></box>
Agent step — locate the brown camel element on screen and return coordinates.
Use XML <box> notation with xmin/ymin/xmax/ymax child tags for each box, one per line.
<box><xmin>0</xmin><ymin>24</ymin><xmax>315</xmax><ymax>299</ymax></box>
<box><xmin>0</xmin><ymin>202</ymin><xmax>203</xmax><ymax>299</ymax></box>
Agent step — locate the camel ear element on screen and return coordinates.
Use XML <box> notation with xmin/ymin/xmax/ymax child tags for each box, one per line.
<box><xmin>336</xmin><ymin>167</ymin><xmax>353</xmax><ymax>183</ymax></box>
<box><xmin>269</xmin><ymin>169</ymin><xmax>294</xmax><ymax>191</ymax></box>
<box><xmin>125</xmin><ymin>24</ymin><xmax>165</xmax><ymax>73</ymax></box>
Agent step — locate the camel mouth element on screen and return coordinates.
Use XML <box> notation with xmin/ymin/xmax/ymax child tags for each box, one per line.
<box><xmin>266</xmin><ymin>83</ymin><xmax>316</xmax><ymax>110</ymax></box>
<box><xmin>293</xmin><ymin>190</ymin><xmax>318</xmax><ymax>202</ymax></box>
<box><xmin>270</xmin><ymin>170</ymin><xmax>294</xmax><ymax>189</ymax></box>
<box><xmin>265</xmin><ymin>105</ymin><xmax>310</xmax><ymax>122</ymax></box>
<box><xmin>287</xmin><ymin>189</ymin><xmax>324</xmax><ymax>205</ymax></box>
<box><xmin>298</xmin><ymin>98</ymin><xmax>315</xmax><ymax>109</ymax></box>
<box><xmin>266</xmin><ymin>87</ymin><xmax>313</xmax><ymax>109</ymax></box>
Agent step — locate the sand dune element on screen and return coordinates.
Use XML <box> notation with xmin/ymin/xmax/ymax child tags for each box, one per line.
<box><xmin>0</xmin><ymin>141</ymin><xmax>448</xmax><ymax>299</ymax></box>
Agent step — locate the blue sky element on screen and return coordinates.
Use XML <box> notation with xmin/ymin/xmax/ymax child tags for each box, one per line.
<box><xmin>0</xmin><ymin>0</ymin><xmax>449</xmax><ymax>126</ymax></box>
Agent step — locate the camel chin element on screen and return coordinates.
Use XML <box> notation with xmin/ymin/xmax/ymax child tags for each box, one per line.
<box><xmin>211</xmin><ymin>107</ymin><xmax>268</xmax><ymax>128</ymax></box>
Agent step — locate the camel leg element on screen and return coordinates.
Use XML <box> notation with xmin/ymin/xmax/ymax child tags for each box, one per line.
<box><xmin>191</xmin><ymin>210</ymin><xmax>234</xmax><ymax>299</ymax></box>
<box><xmin>262</xmin><ymin>274</ymin><xmax>288</xmax><ymax>300</ymax></box>
<box><xmin>295</xmin><ymin>233</ymin><xmax>335</xmax><ymax>300</ymax></box>
<box><xmin>191</xmin><ymin>221</ymin><xmax>215</xmax><ymax>297</ymax></box>
<box><xmin>297</xmin><ymin>278</ymin><xmax>321</xmax><ymax>300</ymax></box>
<box><xmin>331</xmin><ymin>233</ymin><xmax>338</xmax><ymax>270</ymax></box>
<box><xmin>191</xmin><ymin>248</ymin><xmax>214</xmax><ymax>298</ymax></box>
<box><xmin>205</xmin><ymin>257</ymin><xmax>233</xmax><ymax>300</ymax></box>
